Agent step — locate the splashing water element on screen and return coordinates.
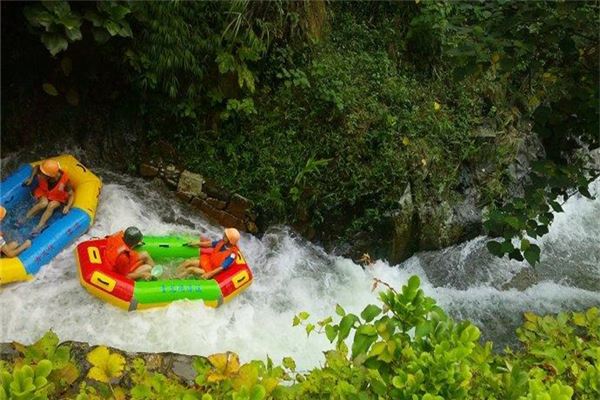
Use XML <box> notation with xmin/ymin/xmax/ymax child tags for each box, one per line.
<box><xmin>1</xmin><ymin>166</ymin><xmax>599</xmax><ymax>370</ymax></box>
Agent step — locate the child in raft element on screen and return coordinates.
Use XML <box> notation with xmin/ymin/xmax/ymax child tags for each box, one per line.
<box><xmin>22</xmin><ymin>159</ymin><xmax>74</xmax><ymax>234</ymax></box>
<box><xmin>0</xmin><ymin>206</ymin><xmax>31</xmax><ymax>257</ymax></box>
<box><xmin>177</xmin><ymin>228</ymin><xmax>241</xmax><ymax>279</ymax></box>
<box><xmin>104</xmin><ymin>227</ymin><xmax>155</xmax><ymax>280</ymax></box>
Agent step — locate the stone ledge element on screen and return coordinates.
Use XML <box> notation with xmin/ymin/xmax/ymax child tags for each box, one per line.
<box><xmin>141</xmin><ymin>161</ymin><xmax>259</xmax><ymax>234</ymax></box>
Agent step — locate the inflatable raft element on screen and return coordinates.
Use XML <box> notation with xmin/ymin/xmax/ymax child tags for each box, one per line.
<box><xmin>75</xmin><ymin>236</ymin><xmax>253</xmax><ymax>310</ymax></box>
<box><xmin>0</xmin><ymin>155</ymin><xmax>102</xmax><ymax>285</ymax></box>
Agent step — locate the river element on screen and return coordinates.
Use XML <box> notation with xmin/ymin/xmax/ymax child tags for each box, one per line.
<box><xmin>1</xmin><ymin>154</ymin><xmax>599</xmax><ymax>370</ymax></box>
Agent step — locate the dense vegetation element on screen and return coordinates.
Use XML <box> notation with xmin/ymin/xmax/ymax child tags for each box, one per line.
<box><xmin>2</xmin><ymin>277</ymin><xmax>598</xmax><ymax>399</ymax></box>
<box><xmin>1</xmin><ymin>1</ymin><xmax>598</xmax><ymax>263</ymax></box>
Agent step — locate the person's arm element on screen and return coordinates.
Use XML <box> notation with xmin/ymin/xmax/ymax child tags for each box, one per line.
<box><xmin>186</xmin><ymin>237</ymin><xmax>213</xmax><ymax>248</ymax></box>
<box><xmin>202</xmin><ymin>267</ymin><xmax>222</xmax><ymax>280</ymax></box>
<box><xmin>202</xmin><ymin>252</ymin><xmax>236</xmax><ymax>279</ymax></box>
<box><xmin>63</xmin><ymin>183</ymin><xmax>75</xmax><ymax>214</ymax></box>
<box><xmin>24</xmin><ymin>166</ymin><xmax>39</xmax><ymax>186</ymax></box>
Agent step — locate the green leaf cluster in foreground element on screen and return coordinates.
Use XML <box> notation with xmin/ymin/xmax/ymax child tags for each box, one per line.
<box><xmin>1</xmin><ymin>276</ymin><xmax>598</xmax><ymax>399</ymax></box>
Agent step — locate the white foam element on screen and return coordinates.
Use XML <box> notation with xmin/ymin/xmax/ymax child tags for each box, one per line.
<box><xmin>1</xmin><ymin>173</ymin><xmax>599</xmax><ymax>370</ymax></box>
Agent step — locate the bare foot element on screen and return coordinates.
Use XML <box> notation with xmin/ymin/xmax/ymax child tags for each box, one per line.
<box><xmin>23</xmin><ymin>240</ymin><xmax>32</xmax><ymax>249</ymax></box>
<box><xmin>31</xmin><ymin>225</ymin><xmax>44</xmax><ymax>235</ymax></box>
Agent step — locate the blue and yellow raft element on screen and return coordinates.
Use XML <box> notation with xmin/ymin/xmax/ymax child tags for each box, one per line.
<box><xmin>0</xmin><ymin>155</ymin><xmax>102</xmax><ymax>284</ymax></box>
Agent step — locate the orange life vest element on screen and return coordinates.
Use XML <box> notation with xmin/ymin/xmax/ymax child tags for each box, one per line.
<box><xmin>200</xmin><ymin>240</ymin><xmax>238</xmax><ymax>272</ymax></box>
<box><xmin>104</xmin><ymin>231</ymin><xmax>140</xmax><ymax>273</ymax></box>
<box><xmin>34</xmin><ymin>171</ymin><xmax>70</xmax><ymax>203</ymax></box>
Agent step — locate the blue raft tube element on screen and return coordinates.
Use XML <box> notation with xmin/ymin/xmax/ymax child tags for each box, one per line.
<box><xmin>0</xmin><ymin>155</ymin><xmax>102</xmax><ymax>284</ymax></box>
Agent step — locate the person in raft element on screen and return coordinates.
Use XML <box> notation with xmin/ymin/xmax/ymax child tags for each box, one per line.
<box><xmin>0</xmin><ymin>206</ymin><xmax>31</xmax><ymax>257</ymax></box>
<box><xmin>22</xmin><ymin>159</ymin><xmax>74</xmax><ymax>234</ymax></box>
<box><xmin>104</xmin><ymin>226</ymin><xmax>155</xmax><ymax>280</ymax></box>
<box><xmin>177</xmin><ymin>227</ymin><xmax>241</xmax><ymax>279</ymax></box>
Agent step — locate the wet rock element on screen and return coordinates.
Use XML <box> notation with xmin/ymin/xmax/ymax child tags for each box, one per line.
<box><xmin>246</xmin><ymin>221</ymin><xmax>259</xmax><ymax>234</ymax></box>
<box><xmin>389</xmin><ymin>184</ymin><xmax>416</xmax><ymax>264</ymax></box>
<box><xmin>139</xmin><ymin>163</ymin><xmax>159</xmax><ymax>178</ymax></box>
<box><xmin>176</xmin><ymin>191</ymin><xmax>193</xmax><ymax>203</ymax></box>
<box><xmin>177</xmin><ymin>170</ymin><xmax>204</xmax><ymax>198</ymax></box>
<box><xmin>171</xmin><ymin>355</ymin><xmax>197</xmax><ymax>384</ymax></box>
<box><xmin>227</xmin><ymin>194</ymin><xmax>254</xmax><ymax>217</ymax></box>
<box><xmin>505</xmin><ymin>129</ymin><xmax>545</xmax><ymax>197</ymax></box>
<box><xmin>206</xmin><ymin>197</ymin><xmax>226</xmax><ymax>210</ymax></box>
<box><xmin>203</xmin><ymin>179</ymin><xmax>230</xmax><ymax>202</ymax></box>
<box><xmin>161</xmin><ymin>164</ymin><xmax>182</xmax><ymax>185</ymax></box>
<box><xmin>0</xmin><ymin>342</ymin><xmax>18</xmax><ymax>362</ymax></box>
<box><xmin>418</xmin><ymin>202</ymin><xmax>454</xmax><ymax>250</ymax></box>
<box><xmin>191</xmin><ymin>197</ymin><xmax>213</xmax><ymax>214</ymax></box>
<box><xmin>191</xmin><ymin>198</ymin><xmax>246</xmax><ymax>231</ymax></box>
<box><xmin>588</xmin><ymin>147</ymin><xmax>600</xmax><ymax>170</ymax></box>
<box><xmin>213</xmin><ymin>210</ymin><xmax>246</xmax><ymax>231</ymax></box>
<box><xmin>501</xmin><ymin>268</ymin><xmax>539</xmax><ymax>291</ymax></box>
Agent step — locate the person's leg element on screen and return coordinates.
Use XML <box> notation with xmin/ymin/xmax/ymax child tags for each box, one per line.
<box><xmin>33</xmin><ymin>200</ymin><xmax>61</xmax><ymax>233</ymax></box>
<box><xmin>179</xmin><ymin>258</ymin><xmax>198</xmax><ymax>268</ymax></box>
<box><xmin>24</xmin><ymin>197</ymin><xmax>49</xmax><ymax>221</ymax></box>
<box><xmin>176</xmin><ymin>259</ymin><xmax>201</xmax><ymax>278</ymax></box>
<box><xmin>127</xmin><ymin>264</ymin><xmax>153</xmax><ymax>280</ymax></box>
<box><xmin>185</xmin><ymin>266</ymin><xmax>206</xmax><ymax>277</ymax></box>
<box><xmin>1</xmin><ymin>240</ymin><xmax>31</xmax><ymax>257</ymax></box>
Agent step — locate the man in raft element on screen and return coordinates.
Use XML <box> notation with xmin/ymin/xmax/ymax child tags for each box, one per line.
<box><xmin>177</xmin><ymin>227</ymin><xmax>241</xmax><ymax>279</ymax></box>
<box><xmin>22</xmin><ymin>159</ymin><xmax>74</xmax><ymax>234</ymax></box>
<box><xmin>0</xmin><ymin>206</ymin><xmax>31</xmax><ymax>257</ymax></box>
<box><xmin>105</xmin><ymin>226</ymin><xmax>155</xmax><ymax>280</ymax></box>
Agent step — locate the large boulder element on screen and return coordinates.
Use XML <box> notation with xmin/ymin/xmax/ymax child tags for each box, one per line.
<box><xmin>177</xmin><ymin>170</ymin><xmax>205</xmax><ymax>198</ymax></box>
<box><xmin>389</xmin><ymin>184</ymin><xmax>417</xmax><ymax>264</ymax></box>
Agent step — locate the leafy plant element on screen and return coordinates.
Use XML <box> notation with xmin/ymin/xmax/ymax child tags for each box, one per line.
<box><xmin>23</xmin><ymin>1</ymin><xmax>132</xmax><ymax>56</ymax></box>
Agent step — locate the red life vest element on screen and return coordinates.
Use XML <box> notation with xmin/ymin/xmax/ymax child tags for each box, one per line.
<box><xmin>104</xmin><ymin>231</ymin><xmax>140</xmax><ymax>273</ymax></box>
<box><xmin>200</xmin><ymin>240</ymin><xmax>238</xmax><ymax>272</ymax></box>
<box><xmin>34</xmin><ymin>171</ymin><xmax>70</xmax><ymax>203</ymax></box>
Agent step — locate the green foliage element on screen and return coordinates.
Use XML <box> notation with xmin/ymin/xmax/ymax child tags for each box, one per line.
<box><xmin>1</xmin><ymin>331</ymin><xmax>80</xmax><ymax>400</ymax></box>
<box><xmin>23</xmin><ymin>1</ymin><xmax>132</xmax><ymax>55</ymax></box>
<box><xmin>12</xmin><ymin>1</ymin><xmax>600</xmax><ymax>263</ymax></box>
<box><xmin>287</xmin><ymin>276</ymin><xmax>599</xmax><ymax>399</ymax></box>
<box><xmin>0</xmin><ymin>360</ymin><xmax>53</xmax><ymax>400</ymax></box>
<box><xmin>1</xmin><ymin>280</ymin><xmax>598</xmax><ymax>399</ymax></box>
<box><xmin>484</xmin><ymin>160</ymin><xmax>599</xmax><ymax>266</ymax></box>
<box><xmin>447</xmin><ymin>1</ymin><xmax>599</xmax><ymax>263</ymax></box>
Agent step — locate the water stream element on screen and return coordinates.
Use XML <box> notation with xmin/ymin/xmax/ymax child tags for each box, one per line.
<box><xmin>1</xmin><ymin>155</ymin><xmax>599</xmax><ymax>370</ymax></box>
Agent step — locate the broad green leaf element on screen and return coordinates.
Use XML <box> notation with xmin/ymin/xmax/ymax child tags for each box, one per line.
<box><xmin>86</xmin><ymin>346</ymin><xmax>125</xmax><ymax>383</ymax></box>
<box><xmin>361</xmin><ymin>305</ymin><xmax>382</xmax><ymax>322</ymax></box>
<box><xmin>41</xmin><ymin>33</ymin><xmax>68</xmax><ymax>56</ymax></box>
<box><xmin>486</xmin><ymin>240</ymin><xmax>503</xmax><ymax>256</ymax></box>
<box><xmin>250</xmin><ymin>384</ymin><xmax>266</xmax><ymax>400</ymax></box>
<box><xmin>232</xmin><ymin>363</ymin><xmax>259</xmax><ymax>390</ymax></box>
<box><xmin>42</xmin><ymin>83</ymin><xmax>59</xmax><ymax>96</ymax></box>
<box><xmin>92</xmin><ymin>27</ymin><xmax>111</xmax><ymax>43</ymax></box>
<box><xmin>524</xmin><ymin>244</ymin><xmax>541</xmax><ymax>266</ymax></box>
<box><xmin>305</xmin><ymin>323</ymin><xmax>315</xmax><ymax>336</ymax></box>
<box><xmin>335</xmin><ymin>304</ymin><xmax>346</xmax><ymax>317</ymax></box>
<box><xmin>282</xmin><ymin>357</ymin><xmax>295</xmax><ymax>372</ymax></box>
<box><xmin>34</xmin><ymin>360</ymin><xmax>52</xmax><ymax>378</ymax></box>
<box><xmin>84</xmin><ymin>10</ymin><xmax>103</xmax><ymax>27</ymax></box>
<box><xmin>298</xmin><ymin>311</ymin><xmax>309</xmax><ymax>321</ymax></box>
<box><xmin>338</xmin><ymin>314</ymin><xmax>358</xmax><ymax>342</ymax></box>
<box><xmin>325</xmin><ymin>325</ymin><xmax>338</xmax><ymax>342</ymax></box>
<box><xmin>207</xmin><ymin>352</ymin><xmax>240</xmax><ymax>382</ymax></box>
